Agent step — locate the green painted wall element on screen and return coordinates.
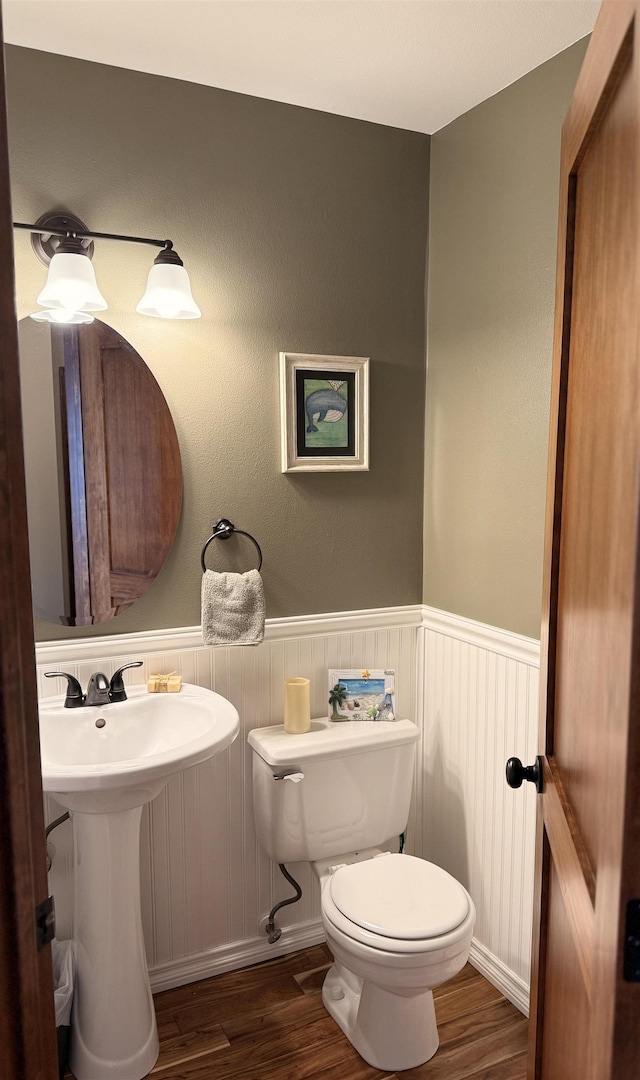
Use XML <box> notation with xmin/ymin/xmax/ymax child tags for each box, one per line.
<box><xmin>424</xmin><ymin>40</ymin><xmax>588</xmax><ymax>638</ymax></box>
<box><xmin>6</xmin><ymin>47</ymin><xmax>429</xmax><ymax>640</ymax></box>
<box><xmin>8</xmin><ymin>37</ymin><xmax>591</xmax><ymax>644</ymax></box>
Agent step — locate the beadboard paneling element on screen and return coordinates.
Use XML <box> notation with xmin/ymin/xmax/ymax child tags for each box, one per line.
<box><xmin>420</xmin><ymin>607</ymin><xmax>540</xmax><ymax>1009</ymax></box>
<box><xmin>40</xmin><ymin>604</ymin><xmax>540</xmax><ymax>1010</ymax></box>
<box><xmin>39</xmin><ymin>609</ymin><xmax>421</xmax><ymax>978</ymax></box>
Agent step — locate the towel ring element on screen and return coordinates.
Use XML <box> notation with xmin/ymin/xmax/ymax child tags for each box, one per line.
<box><xmin>201</xmin><ymin>519</ymin><xmax>263</xmax><ymax>573</ymax></box>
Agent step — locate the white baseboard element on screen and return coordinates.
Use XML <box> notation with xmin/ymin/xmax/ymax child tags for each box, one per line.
<box><xmin>469</xmin><ymin>938</ymin><xmax>530</xmax><ymax>1016</ymax></box>
<box><xmin>149</xmin><ymin>917</ymin><xmax>530</xmax><ymax>1024</ymax></box>
<box><xmin>149</xmin><ymin>918</ymin><xmax>327</xmax><ymax>994</ymax></box>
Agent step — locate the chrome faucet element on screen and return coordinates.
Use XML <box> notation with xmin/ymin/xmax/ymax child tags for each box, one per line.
<box><xmin>45</xmin><ymin>661</ymin><xmax>143</xmax><ymax>708</ymax></box>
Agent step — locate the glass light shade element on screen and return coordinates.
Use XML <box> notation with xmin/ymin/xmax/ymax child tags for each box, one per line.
<box><xmin>36</xmin><ymin>252</ymin><xmax>108</xmax><ymax>313</ymax></box>
<box><xmin>136</xmin><ymin>262</ymin><xmax>201</xmax><ymax>319</ymax></box>
<box><xmin>29</xmin><ymin>308</ymin><xmax>94</xmax><ymax>324</ymax></box>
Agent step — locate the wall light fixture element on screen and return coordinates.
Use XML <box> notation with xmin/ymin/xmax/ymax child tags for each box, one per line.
<box><xmin>14</xmin><ymin>211</ymin><xmax>201</xmax><ymax>323</ymax></box>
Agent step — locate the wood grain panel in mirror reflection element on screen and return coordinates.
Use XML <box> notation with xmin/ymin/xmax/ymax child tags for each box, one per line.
<box><xmin>19</xmin><ymin>317</ymin><xmax>181</xmax><ymax>626</ymax></box>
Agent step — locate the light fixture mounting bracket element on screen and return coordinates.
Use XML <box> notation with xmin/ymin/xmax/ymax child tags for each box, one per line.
<box><xmin>30</xmin><ymin>211</ymin><xmax>95</xmax><ymax>267</ymax></box>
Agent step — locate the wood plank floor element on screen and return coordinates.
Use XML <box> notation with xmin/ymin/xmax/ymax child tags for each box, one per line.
<box><xmin>65</xmin><ymin>945</ymin><xmax>528</xmax><ymax>1079</ymax></box>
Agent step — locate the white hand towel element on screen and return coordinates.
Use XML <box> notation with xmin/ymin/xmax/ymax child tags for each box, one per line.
<box><xmin>201</xmin><ymin>568</ymin><xmax>265</xmax><ymax>646</ymax></box>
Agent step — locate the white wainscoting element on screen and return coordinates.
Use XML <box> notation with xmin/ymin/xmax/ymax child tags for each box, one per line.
<box><xmin>420</xmin><ymin>607</ymin><xmax>540</xmax><ymax>1013</ymax></box>
<box><xmin>39</xmin><ymin>604</ymin><xmax>540</xmax><ymax>1010</ymax></box>
<box><xmin>38</xmin><ymin>606</ymin><xmax>422</xmax><ymax>991</ymax></box>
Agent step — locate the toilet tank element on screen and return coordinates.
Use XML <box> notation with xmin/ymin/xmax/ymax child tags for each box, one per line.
<box><xmin>248</xmin><ymin>718</ymin><xmax>419</xmax><ymax>863</ymax></box>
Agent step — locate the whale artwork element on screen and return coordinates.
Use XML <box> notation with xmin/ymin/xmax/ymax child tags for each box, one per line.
<box><xmin>301</xmin><ymin>377</ymin><xmax>349</xmax><ymax>449</ymax></box>
<box><xmin>305</xmin><ymin>383</ymin><xmax>347</xmax><ymax>433</ymax></box>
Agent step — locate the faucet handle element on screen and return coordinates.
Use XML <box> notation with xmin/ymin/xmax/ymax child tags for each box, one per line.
<box><xmin>109</xmin><ymin>661</ymin><xmax>144</xmax><ymax>703</ymax></box>
<box><xmin>44</xmin><ymin>671</ymin><xmax>86</xmax><ymax>708</ymax></box>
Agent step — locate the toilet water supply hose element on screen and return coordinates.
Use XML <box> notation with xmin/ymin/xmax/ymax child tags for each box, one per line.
<box><xmin>265</xmin><ymin>865</ymin><xmax>303</xmax><ymax>943</ymax></box>
<box><xmin>264</xmin><ymin>832</ymin><xmax>408</xmax><ymax>943</ymax></box>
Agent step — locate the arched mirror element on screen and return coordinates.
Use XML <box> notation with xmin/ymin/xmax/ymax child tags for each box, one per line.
<box><xmin>18</xmin><ymin>317</ymin><xmax>182</xmax><ymax>625</ymax></box>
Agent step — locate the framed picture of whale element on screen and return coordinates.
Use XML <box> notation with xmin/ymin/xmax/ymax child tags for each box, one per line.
<box><xmin>279</xmin><ymin>352</ymin><xmax>370</xmax><ymax>472</ymax></box>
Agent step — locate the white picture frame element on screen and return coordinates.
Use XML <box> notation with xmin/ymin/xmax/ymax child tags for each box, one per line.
<box><xmin>279</xmin><ymin>352</ymin><xmax>370</xmax><ymax>473</ymax></box>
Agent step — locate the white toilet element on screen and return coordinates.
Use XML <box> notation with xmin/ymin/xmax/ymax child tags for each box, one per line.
<box><xmin>248</xmin><ymin>717</ymin><xmax>476</xmax><ymax>1072</ymax></box>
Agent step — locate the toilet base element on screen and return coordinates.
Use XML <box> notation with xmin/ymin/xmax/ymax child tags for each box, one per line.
<box><xmin>322</xmin><ymin>962</ymin><xmax>440</xmax><ymax>1072</ymax></box>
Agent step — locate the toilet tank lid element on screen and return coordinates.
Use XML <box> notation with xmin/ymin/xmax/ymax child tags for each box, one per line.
<box><xmin>248</xmin><ymin>718</ymin><xmax>419</xmax><ymax>766</ymax></box>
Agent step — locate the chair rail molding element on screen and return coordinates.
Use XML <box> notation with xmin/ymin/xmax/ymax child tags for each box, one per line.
<box><xmin>35</xmin><ymin>604</ymin><xmax>424</xmax><ymax>665</ymax></box>
<box><xmin>421</xmin><ymin>605</ymin><xmax>540</xmax><ymax>666</ymax></box>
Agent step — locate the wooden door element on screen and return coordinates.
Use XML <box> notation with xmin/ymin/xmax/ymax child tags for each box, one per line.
<box><xmin>528</xmin><ymin>2</ymin><xmax>640</xmax><ymax>1077</ymax></box>
<box><xmin>0</xmin><ymin>6</ymin><xmax>59</xmax><ymax>1077</ymax></box>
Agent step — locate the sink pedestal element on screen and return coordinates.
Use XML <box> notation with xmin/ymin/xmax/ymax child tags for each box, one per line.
<box><xmin>67</xmin><ymin>802</ymin><xmax>160</xmax><ymax>1080</ymax></box>
<box><xmin>39</xmin><ymin>683</ymin><xmax>240</xmax><ymax>1079</ymax></box>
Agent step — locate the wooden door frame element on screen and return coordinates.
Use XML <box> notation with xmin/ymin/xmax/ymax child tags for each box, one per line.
<box><xmin>529</xmin><ymin>1</ymin><xmax>640</xmax><ymax>1075</ymax></box>
<box><xmin>0</xmin><ymin>8</ymin><xmax>59</xmax><ymax>1076</ymax></box>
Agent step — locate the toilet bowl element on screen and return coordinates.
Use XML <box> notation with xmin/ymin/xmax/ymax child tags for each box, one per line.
<box><xmin>314</xmin><ymin>851</ymin><xmax>476</xmax><ymax>1072</ymax></box>
<box><xmin>248</xmin><ymin>718</ymin><xmax>476</xmax><ymax>1072</ymax></box>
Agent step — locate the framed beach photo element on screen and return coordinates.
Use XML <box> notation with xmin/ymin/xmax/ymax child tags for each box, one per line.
<box><xmin>328</xmin><ymin>669</ymin><xmax>395</xmax><ymax>723</ymax></box>
<box><xmin>279</xmin><ymin>352</ymin><xmax>370</xmax><ymax>472</ymax></box>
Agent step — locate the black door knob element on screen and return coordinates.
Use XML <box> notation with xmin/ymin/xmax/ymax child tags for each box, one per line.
<box><xmin>505</xmin><ymin>755</ymin><xmax>543</xmax><ymax>793</ymax></box>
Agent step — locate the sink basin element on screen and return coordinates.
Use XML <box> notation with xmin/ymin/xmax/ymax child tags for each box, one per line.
<box><xmin>39</xmin><ymin>682</ymin><xmax>239</xmax><ymax>803</ymax></box>
<box><xmin>39</xmin><ymin>682</ymin><xmax>239</xmax><ymax>1080</ymax></box>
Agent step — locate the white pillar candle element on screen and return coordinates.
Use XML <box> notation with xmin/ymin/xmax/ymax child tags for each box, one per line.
<box><xmin>284</xmin><ymin>677</ymin><xmax>311</xmax><ymax>734</ymax></box>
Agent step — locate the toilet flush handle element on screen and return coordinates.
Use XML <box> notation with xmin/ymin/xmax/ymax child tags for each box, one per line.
<box><xmin>273</xmin><ymin>769</ymin><xmax>304</xmax><ymax>783</ymax></box>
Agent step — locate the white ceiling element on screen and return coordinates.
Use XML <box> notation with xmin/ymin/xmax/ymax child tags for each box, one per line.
<box><xmin>3</xmin><ymin>0</ymin><xmax>599</xmax><ymax>134</ymax></box>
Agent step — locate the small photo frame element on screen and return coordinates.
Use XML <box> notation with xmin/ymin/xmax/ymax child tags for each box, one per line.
<box><xmin>279</xmin><ymin>352</ymin><xmax>370</xmax><ymax>472</ymax></box>
<box><xmin>328</xmin><ymin>669</ymin><xmax>395</xmax><ymax>723</ymax></box>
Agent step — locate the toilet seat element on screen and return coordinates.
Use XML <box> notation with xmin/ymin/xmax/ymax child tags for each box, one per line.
<box><xmin>322</xmin><ymin>854</ymin><xmax>471</xmax><ymax>955</ymax></box>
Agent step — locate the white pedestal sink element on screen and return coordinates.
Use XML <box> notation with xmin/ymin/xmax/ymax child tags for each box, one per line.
<box><xmin>39</xmin><ymin>683</ymin><xmax>239</xmax><ymax>1080</ymax></box>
